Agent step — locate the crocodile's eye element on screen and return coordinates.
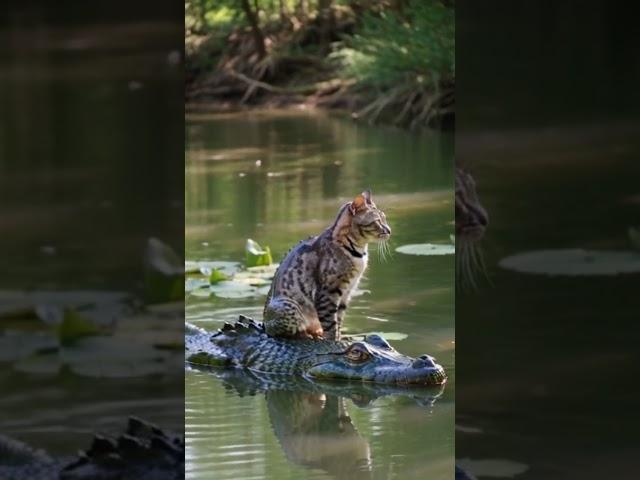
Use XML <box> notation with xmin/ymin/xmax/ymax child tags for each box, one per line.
<box><xmin>345</xmin><ymin>345</ymin><xmax>370</xmax><ymax>363</ymax></box>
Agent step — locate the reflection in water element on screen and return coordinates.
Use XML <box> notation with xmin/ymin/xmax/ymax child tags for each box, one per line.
<box><xmin>267</xmin><ymin>391</ymin><xmax>372</xmax><ymax>480</ymax></box>
<box><xmin>455</xmin><ymin>168</ymin><xmax>489</xmax><ymax>290</ymax></box>
<box><xmin>190</xmin><ymin>365</ymin><xmax>444</xmax><ymax>480</ymax></box>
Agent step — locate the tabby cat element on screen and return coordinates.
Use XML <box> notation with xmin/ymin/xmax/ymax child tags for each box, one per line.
<box><xmin>263</xmin><ymin>191</ymin><xmax>391</xmax><ymax>341</ymax></box>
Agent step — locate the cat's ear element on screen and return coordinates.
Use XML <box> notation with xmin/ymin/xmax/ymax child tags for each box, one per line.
<box><xmin>350</xmin><ymin>194</ymin><xmax>366</xmax><ymax>214</ymax></box>
<box><xmin>362</xmin><ymin>190</ymin><xmax>372</xmax><ymax>204</ymax></box>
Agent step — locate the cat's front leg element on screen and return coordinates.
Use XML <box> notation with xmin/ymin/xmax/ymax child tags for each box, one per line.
<box><xmin>315</xmin><ymin>287</ymin><xmax>342</xmax><ymax>340</ymax></box>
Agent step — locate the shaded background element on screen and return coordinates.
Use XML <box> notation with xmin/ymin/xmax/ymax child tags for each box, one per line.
<box><xmin>0</xmin><ymin>0</ymin><xmax>184</xmax><ymax>457</ymax></box>
<box><xmin>456</xmin><ymin>1</ymin><xmax>640</xmax><ymax>478</ymax></box>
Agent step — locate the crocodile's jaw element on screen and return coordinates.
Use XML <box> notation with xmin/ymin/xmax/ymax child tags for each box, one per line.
<box><xmin>305</xmin><ymin>360</ymin><xmax>447</xmax><ymax>386</ymax></box>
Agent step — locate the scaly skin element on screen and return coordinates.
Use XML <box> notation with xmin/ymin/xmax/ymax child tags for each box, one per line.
<box><xmin>186</xmin><ymin>316</ymin><xmax>447</xmax><ymax>386</ymax></box>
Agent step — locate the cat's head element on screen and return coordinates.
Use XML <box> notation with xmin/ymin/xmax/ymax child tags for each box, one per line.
<box><xmin>349</xmin><ymin>190</ymin><xmax>391</xmax><ymax>242</ymax></box>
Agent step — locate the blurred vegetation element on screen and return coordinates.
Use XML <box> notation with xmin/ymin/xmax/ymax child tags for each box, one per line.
<box><xmin>185</xmin><ymin>0</ymin><xmax>454</xmax><ymax>129</ymax></box>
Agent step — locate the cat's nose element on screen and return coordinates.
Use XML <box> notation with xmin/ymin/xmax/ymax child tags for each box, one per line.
<box><xmin>382</xmin><ymin>225</ymin><xmax>391</xmax><ymax>236</ymax></box>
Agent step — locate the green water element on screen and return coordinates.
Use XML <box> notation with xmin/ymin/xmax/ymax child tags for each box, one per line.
<box><xmin>185</xmin><ymin>110</ymin><xmax>455</xmax><ymax>480</ymax></box>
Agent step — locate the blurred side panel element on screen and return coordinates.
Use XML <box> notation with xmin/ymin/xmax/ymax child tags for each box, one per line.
<box><xmin>0</xmin><ymin>1</ymin><xmax>184</xmax><ymax>478</ymax></box>
<box><xmin>456</xmin><ymin>1</ymin><xmax>640</xmax><ymax>479</ymax></box>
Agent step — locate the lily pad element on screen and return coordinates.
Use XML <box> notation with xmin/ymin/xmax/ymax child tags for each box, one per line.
<box><xmin>188</xmin><ymin>288</ymin><xmax>212</xmax><ymax>298</ymax></box>
<box><xmin>60</xmin><ymin>337</ymin><xmax>179</xmax><ymax>378</ymax></box>
<box><xmin>499</xmin><ymin>249</ymin><xmax>640</xmax><ymax>276</ymax></box>
<box><xmin>185</xmin><ymin>277</ymin><xmax>209</xmax><ymax>293</ymax></box>
<box><xmin>14</xmin><ymin>353</ymin><xmax>63</xmax><ymax>375</ymax></box>
<box><xmin>57</xmin><ymin>309</ymin><xmax>102</xmax><ymax>345</ymax></box>
<box><xmin>208</xmin><ymin>269</ymin><xmax>229</xmax><ymax>284</ymax></box>
<box><xmin>210</xmin><ymin>281</ymin><xmax>261</xmax><ymax>299</ymax></box>
<box><xmin>396</xmin><ymin>243</ymin><xmax>455</xmax><ymax>256</ymax></box>
<box><xmin>456</xmin><ymin>458</ymin><xmax>529</xmax><ymax>478</ymax></box>
<box><xmin>245</xmin><ymin>239</ymin><xmax>273</xmax><ymax>267</ymax></box>
<box><xmin>347</xmin><ymin>331</ymin><xmax>408</xmax><ymax>341</ymax></box>
<box><xmin>0</xmin><ymin>332</ymin><xmax>58</xmax><ymax>362</ymax></box>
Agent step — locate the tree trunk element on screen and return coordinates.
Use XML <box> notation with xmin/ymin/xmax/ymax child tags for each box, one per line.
<box><xmin>240</xmin><ymin>0</ymin><xmax>266</xmax><ymax>58</ymax></box>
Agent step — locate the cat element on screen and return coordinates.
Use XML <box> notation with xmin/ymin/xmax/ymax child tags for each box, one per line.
<box><xmin>263</xmin><ymin>190</ymin><xmax>391</xmax><ymax>341</ymax></box>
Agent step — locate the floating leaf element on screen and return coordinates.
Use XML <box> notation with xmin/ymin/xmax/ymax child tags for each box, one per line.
<box><xmin>60</xmin><ymin>336</ymin><xmax>179</xmax><ymax>378</ymax></box>
<box><xmin>499</xmin><ymin>249</ymin><xmax>640</xmax><ymax>276</ymax></box>
<box><xmin>347</xmin><ymin>331</ymin><xmax>408</xmax><ymax>341</ymax></box>
<box><xmin>210</xmin><ymin>281</ymin><xmax>261</xmax><ymax>299</ymax></box>
<box><xmin>144</xmin><ymin>238</ymin><xmax>184</xmax><ymax>303</ymax></box>
<box><xmin>184</xmin><ymin>261</ymin><xmax>200</xmax><ymax>274</ymax></box>
<box><xmin>0</xmin><ymin>332</ymin><xmax>58</xmax><ymax>362</ymax></box>
<box><xmin>245</xmin><ymin>239</ymin><xmax>273</xmax><ymax>267</ymax></box>
<box><xmin>185</xmin><ymin>277</ymin><xmax>209</xmax><ymax>292</ymax></box>
<box><xmin>189</xmin><ymin>288</ymin><xmax>212</xmax><ymax>298</ymax></box>
<box><xmin>56</xmin><ymin>309</ymin><xmax>102</xmax><ymax>345</ymax></box>
<box><xmin>456</xmin><ymin>458</ymin><xmax>529</xmax><ymax>478</ymax></box>
<box><xmin>233</xmin><ymin>271</ymin><xmax>271</xmax><ymax>286</ymax></box>
<box><xmin>351</xmin><ymin>288</ymin><xmax>371</xmax><ymax>297</ymax></box>
<box><xmin>396</xmin><ymin>243</ymin><xmax>455</xmax><ymax>256</ymax></box>
<box><xmin>245</xmin><ymin>263</ymin><xmax>279</xmax><ymax>275</ymax></box>
<box><xmin>14</xmin><ymin>353</ymin><xmax>63</xmax><ymax>375</ymax></box>
<box><xmin>208</xmin><ymin>269</ymin><xmax>229</xmax><ymax>284</ymax></box>
<box><xmin>196</xmin><ymin>261</ymin><xmax>241</xmax><ymax>276</ymax></box>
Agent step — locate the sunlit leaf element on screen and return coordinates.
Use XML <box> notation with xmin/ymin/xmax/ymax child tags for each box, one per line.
<box><xmin>208</xmin><ymin>269</ymin><xmax>229</xmax><ymax>284</ymax></box>
<box><xmin>245</xmin><ymin>239</ymin><xmax>273</xmax><ymax>267</ymax></box>
<box><xmin>396</xmin><ymin>243</ymin><xmax>455</xmax><ymax>255</ymax></box>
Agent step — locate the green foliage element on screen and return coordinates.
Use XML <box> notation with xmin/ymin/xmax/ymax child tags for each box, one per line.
<box><xmin>245</xmin><ymin>239</ymin><xmax>273</xmax><ymax>267</ymax></box>
<box><xmin>331</xmin><ymin>1</ymin><xmax>454</xmax><ymax>89</ymax></box>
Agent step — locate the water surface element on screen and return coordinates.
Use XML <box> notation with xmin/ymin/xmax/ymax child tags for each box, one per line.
<box><xmin>185</xmin><ymin>110</ymin><xmax>455</xmax><ymax>480</ymax></box>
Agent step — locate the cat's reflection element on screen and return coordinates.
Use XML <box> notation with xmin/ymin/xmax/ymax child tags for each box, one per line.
<box><xmin>267</xmin><ymin>390</ymin><xmax>372</xmax><ymax>479</ymax></box>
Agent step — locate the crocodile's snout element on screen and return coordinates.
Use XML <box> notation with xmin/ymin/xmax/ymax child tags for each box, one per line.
<box><xmin>412</xmin><ymin>355</ymin><xmax>437</xmax><ymax>369</ymax></box>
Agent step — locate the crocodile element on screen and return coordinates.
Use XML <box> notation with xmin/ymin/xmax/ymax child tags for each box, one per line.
<box><xmin>185</xmin><ymin>315</ymin><xmax>447</xmax><ymax>386</ymax></box>
<box><xmin>0</xmin><ymin>416</ymin><xmax>184</xmax><ymax>480</ymax></box>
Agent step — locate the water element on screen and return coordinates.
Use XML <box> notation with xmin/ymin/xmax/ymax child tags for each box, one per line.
<box><xmin>185</xmin><ymin>110</ymin><xmax>455</xmax><ymax>480</ymax></box>
<box><xmin>0</xmin><ymin>11</ymin><xmax>184</xmax><ymax>455</ymax></box>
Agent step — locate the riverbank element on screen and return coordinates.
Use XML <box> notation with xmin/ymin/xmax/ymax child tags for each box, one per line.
<box><xmin>185</xmin><ymin>1</ymin><xmax>454</xmax><ymax>130</ymax></box>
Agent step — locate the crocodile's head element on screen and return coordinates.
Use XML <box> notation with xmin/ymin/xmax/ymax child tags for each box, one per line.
<box><xmin>305</xmin><ymin>335</ymin><xmax>446</xmax><ymax>386</ymax></box>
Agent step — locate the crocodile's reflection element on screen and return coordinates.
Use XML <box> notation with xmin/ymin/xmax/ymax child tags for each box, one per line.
<box><xmin>192</xmin><ymin>366</ymin><xmax>445</xmax><ymax>480</ymax></box>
